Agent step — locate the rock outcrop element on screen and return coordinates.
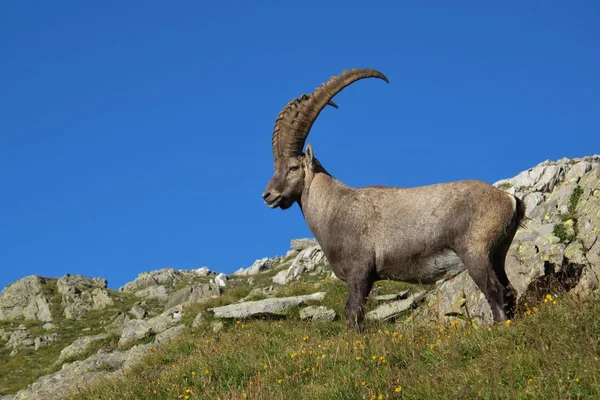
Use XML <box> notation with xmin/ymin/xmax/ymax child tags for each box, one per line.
<box><xmin>272</xmin><ymin>245</ymin><xmax>327</xmax><ymax>285</ymax></box>
<box><xmin>210</xmin><ymin>292</ymin><xmax>327</xmax><ymax>319</ymax></box>
<box><xmin>57</xmin><ymin>275</ymin><xmax>113</xmax><ymax>320</ymax></box>
<box><xmin>0</xmin><ymin>276</ymin><xmax>53</xmax><ymax>322</ymax></box>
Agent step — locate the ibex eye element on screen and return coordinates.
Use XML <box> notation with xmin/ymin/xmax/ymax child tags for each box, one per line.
<box><xmin>289</xmin><ymin>166</ymin><xmax>299</xmax><ymax>172</ymax></box>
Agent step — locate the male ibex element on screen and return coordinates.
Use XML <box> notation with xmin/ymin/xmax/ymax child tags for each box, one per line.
<box><xmin>262</xmin><ymin>68</ymin><xmax>525</xmax><ymax>332</ymax></box>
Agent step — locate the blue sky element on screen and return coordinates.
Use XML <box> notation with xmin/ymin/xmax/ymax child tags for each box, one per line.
<box><xmin>1</xmin><ymin>1</ymin><xmax>598</xmax><ymax>291</ymax></box>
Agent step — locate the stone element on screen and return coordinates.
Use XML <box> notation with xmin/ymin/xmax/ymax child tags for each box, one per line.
<box><xmin>272</xmin><ymin>246</ymin><xmax>327</xmax><ymax>285</ymax></box>
<box><xmin>34</xmin><ymin>333</ymin><xmax>59</xmax><ymax>350</ymax></box>
<box><xmin>211</xmin><ymin>292</ymin><xmax>327</xmax><ymax>319</ymax></box>
<box><xmin>299</xmin><ymin>306</ymin><xmax>336</xmax><ymax>322</ymax></box>
<box><xmin>5</xmin><ymin>326</ymin><xmax>35</xmax><ymax>355</ymax></box>
<box><xmin>120</xmin><ymin>268</ymin><xmax>206</xmax><ymax>292</ymax></box>
<box><xmin>129</xmin><ymin>304</ymin><xmax>147</xmax><ymax>319</ymax></box>
<box><xmin>214</xmin><ymin>273</ymin><xmax>228</xmax><ymax>288</ymax></box>
<box><xmin>193</xmin><ymin>266</ymin><xmax>214</xmax><ymax>276</ymax></box>
<box><xmin>372</xmin><ymin>290</ymin><xmax>410</xmax><ymax>303</ymax></box>
<box><xmin>212</xmin><ymin>321</ymin><xmax>224</xmax><ymax>333</ymax></box>
<box><xmin>164</xmin><ymin>283</ymin><xmax>220</xmax><ymax>309</ymax></box>
<box><xmin>366</xmin><ymin>292</ymin><xmax>426</xmax><ymax>321</ymax></box>
<box><xmin>192</xmin><ymin>312</ymin><xmax>204</xmax><ymax>329</ymax></box>
<box><xmin>55</xmin><ymin>334</ymin><xmax>108</xmax><ymax>365</ymax></box>
<box><xmin>57</xmin><ymin>275</ymin><xmax>113</xmax><ymax>320</ymax></box>
<box><xmin>291</xmin><ymin>238</ymin><xmax>318</xmax><ymax>251</ymax></box>
<box><xmin>154</xmin><ymin>325</ymin><xmax>185</xmax><ymax>345</ymax></box>
<box><xmin>134</xmin><ymin>285</ymin><xmax>171</xmax><ymax>302</ymax></box>
<box><xmin>234</xmin><ymin>257</ymin><xmax>279</xmax><ymax>276</ymax></box>
<box><xmin>148</xmin><ymin>305</ymin><xmax>183</xmax><ymax>334</ymax></box>
<box><xmin>43</xmin><ymin>323</ymin><xmax>57</xmax><ymax>331</ymax></box>
<box><xmin>118</xmin><ymin>320</ymin><xmax>153</xmax><ymax>348</ymax></box>
<box><xmin>0</xmin><ymin>275</ymin><xmax>53</xmax><ymax>322</ymax></box>
<box><xmin>105</xmin><ymin>312</ymin><xmax>131</xmax><ymax>334</ymax></box>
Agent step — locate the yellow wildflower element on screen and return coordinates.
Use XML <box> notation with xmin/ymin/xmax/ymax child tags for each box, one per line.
<box><xmin>395</xmin><ymin>385</ymin><xmax>402</xmax><ymax>393</ymax></box>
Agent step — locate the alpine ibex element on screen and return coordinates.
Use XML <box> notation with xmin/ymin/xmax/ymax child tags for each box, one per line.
<box><xmin>262</xmin><ymin>68</ymin><xmax>525</xmax><ymax>332</ymax></box>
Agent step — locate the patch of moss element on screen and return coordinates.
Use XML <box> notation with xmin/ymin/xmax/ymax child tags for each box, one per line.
<box><xmin>568</xmin><ymin>186</ymin><xmax>584</xmax><ymax>215</ymax></box>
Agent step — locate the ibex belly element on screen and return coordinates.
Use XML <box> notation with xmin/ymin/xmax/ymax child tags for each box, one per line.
<box><xmin>378</xmin><ymin>249</ymin><xmax>466</xmax><ymax>284</ymax></box>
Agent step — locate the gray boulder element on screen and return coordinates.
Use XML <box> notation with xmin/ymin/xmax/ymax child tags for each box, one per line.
<box><xmin>191</xmin><ymin>312</ymin><xmax>204</xmax><ymax>329</ymax></box>
<box><xmin>120</xmin><ymin>268</ymin><xmax>209</xmax><ymax>293</ymax></box>
<box><xmin>211</xmin><ymin>292</ymin><xmax>327</xmax><ymax>319</ymax></box>
<box><xmin>129</xmin><ymin>304</ymin><xmax>147</xmax><ymax>319</ymax></box>
<box><xmin>366</xmin><ymin>292</ymin><xmax>427</xmax><ymax>321</ymax></box>
<box><xmin>234</xmin><ymin>257</ymin><xmax>280</xmax><ymax>276</ymax></box>
<box><xmin>0</xmin><ymin>276</ymin><xmax>53</xmax><ymax>322</ymax></box>
<box><xmin>118</xmin><ymin>320</ymin><xmax>153</xmax><ymax>348</ymax></box>
<box><xmin>5</xmin><ymin>326</ymin><xmax>35</xmax><ymax>355</ymax></box>
<box><xmin>154</xmin><ymin>325</ymin><xmax>185</xmax><ymax>345</ymax></box>
<box><xmin>57</xmin><ymin>274</ymin><xmax>113</xmax><ymax>320</ymax></box>
<box><xmin>55</xmin><ymin>334</ymin><xmax>108</xmax><ymax>365</ymax></box>
<box><xmin>291</xmin><ymin>238</ymin><xmax>318</xmax><ymax>251</ymax></box>
<box><xmin>299</xmin><ymin>306</ymin><xmax>336</xmax><ymax>322</ymax></box>
<box><xmin>214</xmin><ymin>273</ymin><xmax>228</xmax><ymax>288</ymax></box>
<box><xmin>164</xmin><ymin>283</ymin><xmax>220</xmax><ymax>310</ymax></box>
<box><xmin>134</xmin><ymin>285</ymin><xmax>170</xmax><ymax>301</ymax></box>
<box><xmin>273</xmin><ymin>245</ymin><xmax>327</xmax><ymax>285</ymax></box>
<box><xmin>105</xmin><ymin>312</ymin><xmax>131</xmax><ymax>334</ymax></box>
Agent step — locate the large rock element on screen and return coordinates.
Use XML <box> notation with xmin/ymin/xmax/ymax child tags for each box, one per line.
<box><xmin>234</xmin><ymin>257</ymin><xmax>280</xmax><ymax>276</ymax></box>
<box><xmin>55</xmin><ymin>334</ymin><xmax>108</xmax><ymax>365</ymax></box>
<box><xmin>210</xmin><ymin>292</ymin><xmax>327</xmax><ymax>319</ymax></box>
<box><xmin>0</xmin><ymin>276</ymin><xmax>53</xmax><ymax>322</ymax></box>
<box><xmin>273</xmin><ymin>246</ymin><xmax>328</xmax><ymax>285</ymax></box>
<box><xmin>134</xmin><ymin>285</ymin><xmax>170</xmax><ymax>301</ymax></box>
<box><xmin>147</xmin><ymin>306</ymin><xmax>182</xmax><ymax>334</ymax></box>
<box><xmin>118</xmin><ymin>320</ymin><xmax>153</xmax><ymax>348</ymax></box>
<box><xmin>291</xmin><ymin>238</ymin><xmax>318</xmax><ymax>251</ymax></box>
<box><xmin>299</xmin><ymin>306</ymin><xmax>336</xmax><ymax>322</ymax></box>
<box><xmin>57</xmin><ymin>274</ymin><xmax>113</xmax><ymax>320</ymax></box>
<box><xmin>366</xmin><ymin>292</ymin><xmax>427</xmax><ymax>321</ymax></box>
<box><xmin>5</xmin><ymin>326</ymin><xmax>35</xmax><ymax>355</ymax></box>
<box><xmin>164</xmin><ymin>283</ymin><xmax>220</xmax><ymax>310</ymax></box>
<box><xmin>120</xmin><ymin>268</ymin><xmax>210</xmax><ymax>293</ymax></box>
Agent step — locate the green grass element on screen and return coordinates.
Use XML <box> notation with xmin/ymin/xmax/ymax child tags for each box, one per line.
<box><xmin>554</xmin><ymin>185</ymin><xmax>585</xmax><ymax>244</ymax></box>
<box><xmin>69</xmin><ymin>281</ymin><xmax>600</xmax><ymax>400</ymax></box>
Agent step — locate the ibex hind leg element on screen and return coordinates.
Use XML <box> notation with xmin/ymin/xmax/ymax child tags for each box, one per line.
<box><xmin>344</xmin><ymin>263</ymin><xmax>376</xmax><ymax>333</ymax></box>
<box><xmin>459</xmin><ymin>251</ymin><xmax>507</xmax><ymax>323</ymax></box>
<box><xmin>492</xmin><ymin>240</ymin><xmax>517</xmax><ymax>319</ymax></box>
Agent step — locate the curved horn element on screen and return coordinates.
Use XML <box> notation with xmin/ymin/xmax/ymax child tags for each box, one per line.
<box><xmin>272</xmin><ymin>68</ymin><xmax>388</xmax><ymax>159</ymax></box>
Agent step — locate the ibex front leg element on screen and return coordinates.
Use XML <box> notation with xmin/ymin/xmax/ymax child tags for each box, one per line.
<box><xmin>344</xmin><ymin>263</ymin><xmax>376</xmax><ymax>333</ymax></box>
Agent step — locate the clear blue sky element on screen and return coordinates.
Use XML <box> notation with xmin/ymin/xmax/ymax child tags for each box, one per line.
<box><xmin>1</xmin><ymin>1</ymin><xmax>598</xmax><ymax>291</ymax></box>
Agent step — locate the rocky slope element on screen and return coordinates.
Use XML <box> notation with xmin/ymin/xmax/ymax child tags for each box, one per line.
<box><xmin>0</xmin><ymin>155</ymin><xmax>598</xmax><ymax>399</ymax></box>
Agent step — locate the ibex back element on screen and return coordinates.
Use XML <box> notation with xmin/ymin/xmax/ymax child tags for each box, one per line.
<box><xmin>262</xmin><ymin>68</ymin><xmax>525</xmax><ymax>332</ymax></box>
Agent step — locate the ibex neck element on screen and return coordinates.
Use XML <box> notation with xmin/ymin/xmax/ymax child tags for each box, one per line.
<box><xmin>299</xmin><ymin>170</ymin><xmax>347</xmax><ymax>238</ymax></box>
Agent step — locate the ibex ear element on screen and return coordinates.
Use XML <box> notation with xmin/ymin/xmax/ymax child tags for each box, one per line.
<box><xmin>305</xmin><ymin>143</ymin><xmax>315</xmax><ymax>168</ymax></box>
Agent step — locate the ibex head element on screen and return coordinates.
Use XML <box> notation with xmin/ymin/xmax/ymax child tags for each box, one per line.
<box><xmin>262</xmin><ymin>68</ymin><xmax>388</xmax><ymax>210</ymax></box>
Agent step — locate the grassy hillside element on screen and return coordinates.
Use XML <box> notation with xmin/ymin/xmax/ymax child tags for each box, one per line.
<box><xmin>70</xmin><ymin>278</ymin><xmax>600</xmax><ymax>400</ymax></box>
<box><xmin>0</xmin><ymin>282</ymin><xmax>160</xmax><ymax>395</ymax></box>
